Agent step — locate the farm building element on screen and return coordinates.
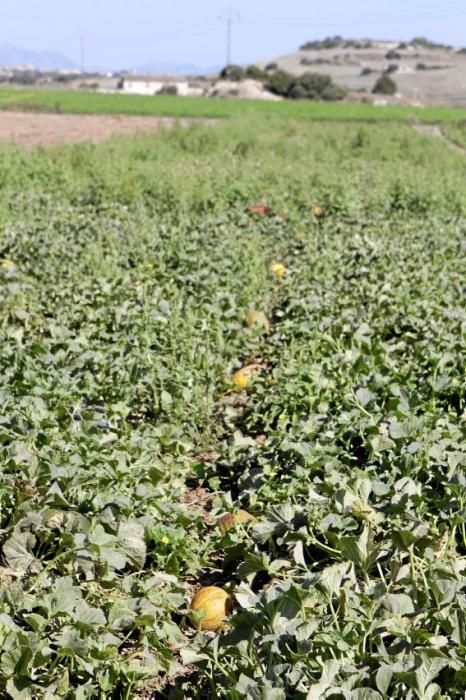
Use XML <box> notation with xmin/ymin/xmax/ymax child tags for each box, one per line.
<box><xmin>120</xmin><ymin>75</ymin><xmax>190</xmax><ymax>96</ymax></box>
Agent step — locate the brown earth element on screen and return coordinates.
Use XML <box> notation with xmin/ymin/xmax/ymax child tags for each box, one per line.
<box><xmin>0</xmin><ymin>111</ymin><xmax>210</xmax><ymax>147</ymax></box>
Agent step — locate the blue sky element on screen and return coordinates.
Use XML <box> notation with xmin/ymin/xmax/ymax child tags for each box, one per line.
<box><xmin>3</xmin><ymin>0</ymin><xmax>465</xmax><ymax>70</ymax></box>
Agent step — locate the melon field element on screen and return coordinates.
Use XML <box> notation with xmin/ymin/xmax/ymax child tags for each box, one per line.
<box><xmin>1</xmin><ymin>115</ymin><xmax>466</xmax><ymax>698</ymax></box>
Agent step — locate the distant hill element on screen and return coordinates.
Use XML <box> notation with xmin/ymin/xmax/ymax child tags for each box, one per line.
<box><xmin>0</xmin><ymin>45</ymin><xmax>218</xmax><ymax>76</ymax></box>
<box><xmin>0</xmin><ymin>44</ymin><xmax>76</xmax><ymax>70</ymax></box>
<box><xmin>257</xmin><ymin>37</ymin><xmax>466</xmax><ymax>107</ymax></box>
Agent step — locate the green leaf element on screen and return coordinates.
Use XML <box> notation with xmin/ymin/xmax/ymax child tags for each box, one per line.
<box><xmin>355</xmin><ymin>388</ymin><xmax>373</xmax><ymax>406</ymax></box>
<box><xmin>234</xmin><ymin>583</ymin><xmax>259</xmax><ymax>610</ymax></box>
<box><xmin>383</xmin><ymin>593</ymin><xmax>415</xmax><ymax>615</ymax></box>
<box><xmin>55</xmin><ymin>626</ymin><xmax>89</xmax><ymax>657</ymax></box>
<box><xmin>73</xmin><ymin>601</ymin><xmax>106</xmax><ymax>629</ymax></box>
<box><xmin>2</xmin><ymin>531</ymin><xmax>40</xmax><ymax>573</ymax></box>
<box><xmin>376</xmin><ymin>664</ymin><xmax>393</xmax><ymax>695</ymax></box>
<box><xmin>352</xmin><ymin>691</ymin><xmax>383</xmax><ymax>700</ymax></box>
<box><xmin>5</xmin><ymin>678</ymin><xmax>33</xmax><ymax>700</ymax></box>
<box><xmin>414</xmin><ymin>649</ymin><xmax>450</xmax><ymax>696</ymax></box>
<box><xmin>317</xmin><ymin>562</ymin><xmax>351</xmax><ymax>597</ymax></box>
<box><xmin>117</xmin><ymin>520</ymin><xmax>146</xmax><ymax>569</ymax></box>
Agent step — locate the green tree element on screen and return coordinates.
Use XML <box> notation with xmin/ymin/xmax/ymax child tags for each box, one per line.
<box><xmin>220</xmin><ymin>65</ymin><xmax>245</xmax><ymax>81</ymax></box>
<box><xmin>372</xmin><ymin>75</ymin><xmax>397</xmax><ymax>95</ymax></box>
<box><xmin>245</xmin><ymin>65</ymin><xmax>268</xmax><ymax>81</ymax></box>
<box><xmin>288</xmin><ymin>72</ymin><xmax>346</xmax><ymax>101</ymax></box>
<box><xmin>267</xmin><ymin>69</ymin><xmax>294</xmax><ymax>96</ymax></box>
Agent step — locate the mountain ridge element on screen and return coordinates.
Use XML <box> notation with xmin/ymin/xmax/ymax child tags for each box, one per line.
<box><xmin>0</xmin><ymin>44</ymin><xmax>218</xmax><ymax>75</ymax></box>
<box><xmin>0</xmin><ymin>44</ymin><xmax>77</xmax><ymax>70</ymax></box>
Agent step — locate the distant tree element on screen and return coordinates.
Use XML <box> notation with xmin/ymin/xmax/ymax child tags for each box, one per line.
<box><xmin>411</xmin><ymin>36</ymin><xmax>431</xmax><ymax>47</ymax></box>
<box><xmin>384</xmin><ymin>64</ymin><xmax>399</xmax><ymax>75</ymax></box>
<box><xmin>287</xmin><ymin>72</ymin><xmax>346</xmax><ymax>100</ymax></box>
<box><xmin>265</xmin><ymin>62</ymin><xmax>278</xmax><ymax>71</ymax></box>
<box><xmin>79</xmin><ymin>82</ymin><xmax>99</xmax><ymax>90</ymax></box>
<box><xmin>220</xmin><ymin>64</ymin><xmax>245</xmax><ymax>81</ymax></box>
<box><xmin>411</xmin><ymin>37</ymin><xmax>452</xmax><ymax>50</ymax></box>
<box><xmin>319</xmin><ymin>81</ymin><xmax>347</xmax><ymax>101</ymax></box>
<box><xmin>300</xmin><ymin>35</ymin><xmax>343</xmax><ymax>51</ymax></box>
<box><xmin>415</xmin><ymin>63</ymin><xmax>446</xmax><ymax>71</ymax></box>
<box><xmin>301</xmin><ymin>57</ymin><xmax>332</xmax><ymax>66</ymax></box>
<box><xmin>385</xmin><ymin>50</ymin><xmax>401</xmax><ymax>60</ymax></box>
<box><xmin>266</xmin><ymin>69</ymin><xmax>294</xmax><ymax>96</ymax></box>
<box><xmin>373</xmin><ymin>75</ymin><xmax>397</xmax><ymax>95</ymax></box>
<box><xmin>245</xmin><ymin>65</ymin><xmax>268</xmax><ymax>81</ymax></box>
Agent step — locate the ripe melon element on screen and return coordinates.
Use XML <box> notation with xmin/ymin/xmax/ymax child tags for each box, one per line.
<box><xmin>217</xmin><ymin>509</ymin><xmax>257</xmax><ymax>534</ymax></box>
<box><xmin>231</xmin><ymin>363</ymin><xmax>261</xmax><ymax>389</ymax></box>
<box><xmin>269</xmin><ymin>262</ymin><xmax>287</xmax><ymax>277</ymax></box>
<box><xmin>189</xmin><ymin>586</ymin><xmax>233</xmax><ymax>631</ymax></box>
<box><xmin>248</xmin><ymin>203</ymin><xmax>270</xmax><ymax>215</ymax></box>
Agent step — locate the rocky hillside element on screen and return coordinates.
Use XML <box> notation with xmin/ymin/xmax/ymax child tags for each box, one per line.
<box><xmin>257</xmin><ymin>37</ymin><xmax>466</xmax><ymax>106</ymax></box>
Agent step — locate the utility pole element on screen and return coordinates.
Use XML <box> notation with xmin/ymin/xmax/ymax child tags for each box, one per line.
<box><xmin>80</xmin><ymin>33</ymin><xmax>85</xmax><ymax>74</ymax></box>
<box><xmin>226</xmin><ymin>12</ymin><xmax>232</xmax><ymax>66</ymax></box>
<box><xmin>221</xmin><ymin>7</ymin><xmax>240</xmax><ymax>66</ymax></box>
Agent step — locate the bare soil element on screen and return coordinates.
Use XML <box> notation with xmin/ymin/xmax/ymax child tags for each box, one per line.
<box><xmin>0</xmin><ymin>111</ymin><xmax>209</xmax><ymax>148</ymax></box>
<box><xmin>179</xmin><ymin>484</ymin><xmax>213</xmax><ymax>521</ymax></box>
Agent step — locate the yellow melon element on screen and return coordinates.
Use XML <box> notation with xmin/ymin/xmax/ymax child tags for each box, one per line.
<box><xmin>217</xmin><ymin>509</ymin><xmax>257</xmax><ymax>534</ymax></box>
<box><xmin>231</xmin><ymin>363</ymin><xmax>261</xmax><ymax>389</ymax></box>
<box><xmin>269</xmin><ymin>262</ymin><xmax>287</xmax><ymax>277</ymax></box>
<box><xmin>189</xmin><ymin>586</ymin><xmax>232</xmax><ymax>631</ymax></box>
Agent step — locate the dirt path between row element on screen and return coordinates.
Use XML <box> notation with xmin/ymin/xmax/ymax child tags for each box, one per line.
<box><xmin>413</xmin><ymin>124</ymin><xmax>466</xmax><ymax>157</ymax></box>
<box><xmin>0</xmin><ymin>111</ymin><xmax>212</xmax><ymax>148</ymax></box>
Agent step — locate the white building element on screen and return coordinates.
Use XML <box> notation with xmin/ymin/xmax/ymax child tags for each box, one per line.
<box><xmin>121</xmin><ymin>75</ymin><xmax>190</xmax><ymax>96</ymax></box>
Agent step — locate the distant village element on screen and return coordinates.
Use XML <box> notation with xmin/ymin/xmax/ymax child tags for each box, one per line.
<box><xmin>0</xmin><ymin>65</ymin><xmax>210</xmax><ymax>97</ymax></box>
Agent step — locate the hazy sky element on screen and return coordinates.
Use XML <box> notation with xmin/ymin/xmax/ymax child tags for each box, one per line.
<box><xmin>2</xmin><ymin>0</ymin><xmax>466</xmax><ymax>69</ymax></box>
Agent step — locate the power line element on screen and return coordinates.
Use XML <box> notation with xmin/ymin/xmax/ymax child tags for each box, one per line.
<box><xmin>245</xmin><ymin>1</ymin><xmax>465</xmax><ymax>23</ymax></box>
<box><xmin>83</xmin><ymin>18</ymin><xmax>219</xmax><ymax>45</ymax></box>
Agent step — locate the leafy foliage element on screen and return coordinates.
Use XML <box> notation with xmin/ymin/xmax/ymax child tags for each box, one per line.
<box><xmin>288</xmin><ymin>72</ymin><xmax>346</xmax><ymax>100</ymax></box>
<box><xmin>1</xmin><ymin>116</ymin><xmax>466</xmax><ymax>697</ymax></box>
<box><xmin>300</xmin><ymin>36</ymin><xmax>374</xmax><ymax>51</ymax></box>
<box><xmin>373</xmin><ymin>75</ymin><xmax>398</xmax><ymax>95</ymax></box>
<box><xmin>219</xmin><ymin>65</ymin><xmax>246</xmax><ymax>82</ymax></box>
<box><xmin>267</xmin><ymin>71</ymin><xmax>346</xmax><ymax>101</ymax></box>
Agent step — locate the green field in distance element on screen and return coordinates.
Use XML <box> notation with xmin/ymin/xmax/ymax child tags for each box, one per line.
<box><xmin>2</xmin><ymin>86</ymin><xmax>466</xmax><ymax>123</ymax></box>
